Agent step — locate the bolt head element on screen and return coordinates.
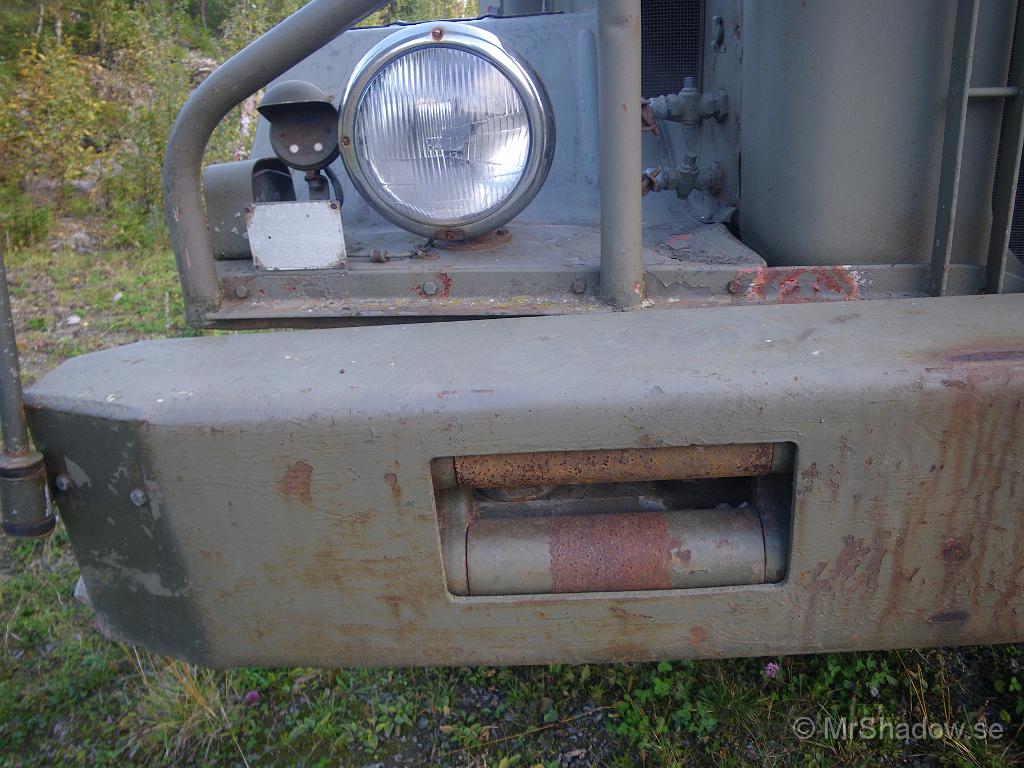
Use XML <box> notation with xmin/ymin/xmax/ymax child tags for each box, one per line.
<box><xmin>129</xmin><ymin>488</ymin><xmax>147</xmax><ymax>507</ymax></box>
<box><xmin>421</xmin><ymin>281</ymin><xmax>439</xmax><ymax>296</ymax></box>
<box><xmin>234</xmin><ymin>285</ymin><xmax>249</xmax><ymax>299</ymax></box>
<box><xmin>431</xmin><ymin>27</ymin><xmax>444</xmax><ymax>40</ymax></box>
<box><xmin>571</xmin><ymin>279</ymin><xmax>587</xmax><ymax>295</ymax></box>
<box><xmin>340</xmin><ymin>136</ymin><xmax>351</xmax><ymax>147</ymax></box>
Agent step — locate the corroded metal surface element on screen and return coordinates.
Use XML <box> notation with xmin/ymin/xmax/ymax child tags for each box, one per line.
<box><xmin>465</xmin><ymin>509</ymin><xmax>766</xmax><ymax>595</ymax></box>
<box><xmin>734</xmin><ymin>266</ymin><xmax>864</xmax><ymax>303</ymax></box>
<box><xmin>23</xmin><ymin>294</ymin><xmax>1024</xmax><ymax>666</ymax></box>
<box><xmin>205</xmin><ymin>224</ymin><xmax>985</xmax><ymax>328</ymax></box>
<box><xmin>453</xmin><ymin>444</ymin><xmax>777</xmax><ymax>488</ymax></box>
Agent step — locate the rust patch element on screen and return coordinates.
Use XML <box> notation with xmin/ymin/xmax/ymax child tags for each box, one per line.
<box><xmin>547</xmin><ymin>512</ymin><xmax>676</xmax><ymax>592</ymax></box>
<box><xmin>735</xmin><ymin>266</ymin><xmax>862</xmax><ymax>304</ymax></box>
<box><xmin>804</xmin><ymin>525</ymin><xmax>891</xmax><ymax>641</ymax></box>
<box><xmin>796</xmin><ymin>462</ymin><xmax>818</xmax><ymax>495</ymax></box>
<box><xmin>635</xmin><ymin>434</ymin><xmax>667</xmax><ymax>449</ymax></box>
<box><xmin>432</xmin><ymin>228</ymin><xmax>511</xmax><ymax>252</ymax></box>
<box><xmin>688</xmin><ymin>626</ymin><xmax>709</xmax><ymax>645</ymax></box>
<box><xmin>941</xmin><ymin>538</ymin><xmax>971</xmax><ymax>563</ymax></box>
<box><xmin>277</xmin><ymin>461</ymin><xmax>313</xmax><ymax>506</ymax></box>
<box><xmin>923</xmin><ymin>340</ymin><xmax>1024</xmax><ymax>370</ymax></box>
<box><xmin>454</xmin><ymin>443</ymin><xmax>776</xmax><ymax>488</ymax></box>
<box><xmin>609</xmin><ymin>605</ymin><xmax>658</xmax><ymax>621</ymax></box>
<box><xmin>928</xmin><ymin>610</ymin><xmax>970</xmax><ymax>624</ymax></box>
<box><xmin>384</xmin><ymin>472</ymin><xmax>401</xmax><ymax>504</ymax></box>
<box><xmin>413</xmin><ymin>272</ymin><xmax>453</xmax><ymax>298</ymax></box>
<box><xmin>881</xmin><ymin>336</ymin><xmax>1024</xmax><ymax>640</ymax></box>
<box><xmin>825</xmin><ymin>529</ymin><xmax>892</xmax><ymax>596</ymax></box>
<box><xmin>948</xmin><ymin>349</ymin><xmax>1024</xmax><ymax>363</ymax></box>
<box><xmin>831</xmin><ymin>535</ymin><xmax>870</xmax><ymax>583</ymax></box>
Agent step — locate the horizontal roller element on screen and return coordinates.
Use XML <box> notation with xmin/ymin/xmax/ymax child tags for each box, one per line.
<box><xmin>447</xmin><ymin>443</ymin><xmax>790</xmax><ymax>490</ymax></box>
<box><xmin>464</xmin><ymin>508</ymin><xmax>773</xmax><ymax>596</ymax></box>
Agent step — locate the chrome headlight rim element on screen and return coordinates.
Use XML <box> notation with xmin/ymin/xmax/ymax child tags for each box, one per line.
<box><xmin>338</xmin><ymin>22</ymin><xmax>555</xmax><ymax>240</ymax></box>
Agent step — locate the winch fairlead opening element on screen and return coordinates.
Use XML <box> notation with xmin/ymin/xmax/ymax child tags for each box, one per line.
<box><xmin>431</xmin><ymin>443</ymin><xmax>794</xmax><ymax>596</ymax></box>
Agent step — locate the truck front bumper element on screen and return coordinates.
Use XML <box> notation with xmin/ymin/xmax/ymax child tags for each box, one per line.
<box><xmin>24</xmin><ymin>294</ymin><xmax>1024</xmax><ymax>666</ymax></box>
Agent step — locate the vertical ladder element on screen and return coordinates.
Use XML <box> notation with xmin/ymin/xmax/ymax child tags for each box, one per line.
<box><xmin>931</xmin><ymin>0</ymin><xmax>1024</xmax><ymax>295</ymax></box>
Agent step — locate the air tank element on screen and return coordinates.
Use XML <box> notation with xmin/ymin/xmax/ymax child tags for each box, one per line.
<box><xmin>740</xmin><ymin>0</ymin><xmax>1014</xmax><ymax>267</ymax></box>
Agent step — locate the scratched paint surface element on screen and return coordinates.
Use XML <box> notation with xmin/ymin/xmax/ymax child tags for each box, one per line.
<box><xmin>24</xmin><ymin>294</ymin><xmax>1024</xmax><ymax>666</ymax></box>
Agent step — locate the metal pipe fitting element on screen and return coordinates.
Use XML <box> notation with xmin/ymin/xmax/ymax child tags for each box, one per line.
<box><xmin>641</xmin><ymin>153</ymin><xmax>724</xmax><ymax>198</ymax></box>
<box><xmin>0</xmin><ymin>248</ymin><xmax>53</xmax><ymax>538</ymax></box>
<box><xmin>163</xmin><ymin>0</ymin><xmax>387</xmax><ymax>324</ymax></box>
<box><xmin>647</xmin><ymin>77</ymin><xmax>729</xmax><ymax>128</ymax></box>
<box><xmin>598</xmin><ymin>0</ymin><xmax>644</xmax><ymax>308</ymax></box>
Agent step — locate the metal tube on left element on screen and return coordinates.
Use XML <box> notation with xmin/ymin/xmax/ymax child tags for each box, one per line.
<box><xmin>163</xmin><ymin>0</ymin><xmax>388</xmax><ymax>323</ymax></box>
<box><xmin>0</xmin><ymin>248</ymin><xmax>53</xmax><ymax>538</ymax></box>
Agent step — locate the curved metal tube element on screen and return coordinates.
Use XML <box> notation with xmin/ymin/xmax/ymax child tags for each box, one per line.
<box><xmin>162</xmin><ymin>0</ymin><xmax>386</xmax><ymax>323</ymax></box>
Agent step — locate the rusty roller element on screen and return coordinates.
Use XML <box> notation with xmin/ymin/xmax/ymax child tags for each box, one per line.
<box><xmin>444</xmin><ymin>443</ymin><xmax>792</xmax><ymax>490</ymax></box>
<box><xmin>459</xmin><ymin>508</ymin><xmax>780</xmax><ymax>596</ymax></box>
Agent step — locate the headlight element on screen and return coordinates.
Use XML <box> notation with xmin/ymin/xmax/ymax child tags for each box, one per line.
<box><xmin>339</xmin><ymin>23</ymin><xmax>555</xmax><ymax>240</ymax></box>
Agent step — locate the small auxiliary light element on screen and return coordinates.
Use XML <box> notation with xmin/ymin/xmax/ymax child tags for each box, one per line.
<box><xmin>258</xmin><ymin>80</ymin><xmax>343</xmax><ymax>201</ymax></box>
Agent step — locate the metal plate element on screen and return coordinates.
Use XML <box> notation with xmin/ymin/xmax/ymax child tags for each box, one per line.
<box><xmin>247</xmin><ymin>201</ymin><xmax>347</xmax><ymax>270</ymax></box>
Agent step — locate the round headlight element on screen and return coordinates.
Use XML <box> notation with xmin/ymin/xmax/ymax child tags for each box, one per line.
<box><xmin>339</xmin><ymin>23</ymin><xmax>555</xmax><ymax>240</ymax></box>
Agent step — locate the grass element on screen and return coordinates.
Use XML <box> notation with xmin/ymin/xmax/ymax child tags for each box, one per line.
<box><xmin>1</xmin><ymin>243</ymin><xmax>1024</xmax><ymax>766</ymax></box>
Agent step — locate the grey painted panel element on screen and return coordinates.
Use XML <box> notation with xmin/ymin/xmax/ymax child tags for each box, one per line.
<box><xmin>740</xmin><ymin>0</ymin><xmax>1013</xmax><ymax>267</ymax></box>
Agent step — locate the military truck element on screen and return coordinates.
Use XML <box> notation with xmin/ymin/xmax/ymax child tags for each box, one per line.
<box><xmin>3</xmin><ymin>0</ymin><xmax>1023</xmax><ymax>667</ymax></box>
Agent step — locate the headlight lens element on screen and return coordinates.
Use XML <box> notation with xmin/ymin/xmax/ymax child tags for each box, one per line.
<box><xmin>355</xmin><ymin>48</ymin><xmax>530</xmax><ymax>226</ymax></box>
<box><xmin>339</xmin><ymin>24</ymin><xmax>554</xmax><ymax>240</ymax></box>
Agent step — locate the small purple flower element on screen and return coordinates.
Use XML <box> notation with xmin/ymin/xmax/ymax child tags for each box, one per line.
<box><xmin>243</xmin><ymin>690</ymin><xmax>260</xmax><ymax>707</ymax></box>
<box><xmin>764</xmin><ymin>661</ymin><xmax>781</xmax><ymax>680</ymax></box>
